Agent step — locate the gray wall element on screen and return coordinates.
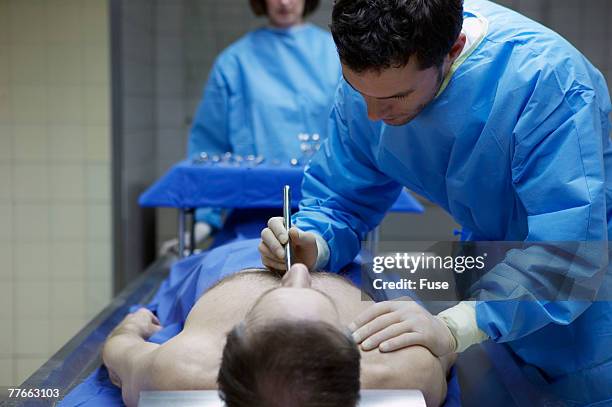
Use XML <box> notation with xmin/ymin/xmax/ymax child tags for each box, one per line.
<box><xmin>112</xmin><ymin>1</ymin><xmax>612</xmax><ymax>288</ymax></box>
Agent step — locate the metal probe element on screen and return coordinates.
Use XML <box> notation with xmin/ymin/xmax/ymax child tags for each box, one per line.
<box><xmin>283</xmin><ymin>185</ymin><xmax>292</xmax><ymax>270</ymax></box>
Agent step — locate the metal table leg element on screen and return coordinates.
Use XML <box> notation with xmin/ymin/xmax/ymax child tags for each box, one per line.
<box><xmin>188</xmin><ymin>208</ymin><xmax>196</xmax><ymax>256</ymax></box>
<box><xmin>178</xmin><ymin>209</ymin><xmax>186</xmax><ymax>258</ymax></box>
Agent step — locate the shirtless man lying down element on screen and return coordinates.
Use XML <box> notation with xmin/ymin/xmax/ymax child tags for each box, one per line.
<box><xmin>102</xmin><ymin>264</ymin><xmax>454</xmax><ymax>407</ymax></box>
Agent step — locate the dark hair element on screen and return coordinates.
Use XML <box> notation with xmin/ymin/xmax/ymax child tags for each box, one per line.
<box><xmin>218</xmin><ymin>320</ymin><xmax>361</xmax><ymax>407</ymax></box>
<box><xmin>331</xmin><ymin>0</ymin><xmax>464</xmax><ymax>72</ymax></box>
<box><xmin>249</xmin><ymin>0</ymin><xmax>320</xmax><ymax>17</ymax></box>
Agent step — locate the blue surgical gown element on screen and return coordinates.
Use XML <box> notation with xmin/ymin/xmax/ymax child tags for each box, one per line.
<box><xmin>293</xmin><ymin>0</ymin><xmax>612</xmax><ymax>404</ymax></box>
<box><xmin>187</xmin><ymin>23</ymin><xmax>341</xmax><ymax>228</ymax></box>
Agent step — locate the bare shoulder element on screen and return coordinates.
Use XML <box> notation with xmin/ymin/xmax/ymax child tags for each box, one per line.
<box><xmin>360</xmin><ymin>345</ymin><xmax>447</xmax><ymax>407</ymax></box>
<box><xmin>148</xmin><ymin>331</ymin><xmax>221</xmax><ymax>391</ymax></box>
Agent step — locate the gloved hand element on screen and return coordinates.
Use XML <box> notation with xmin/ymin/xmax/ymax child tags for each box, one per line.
<box><xmin>349</xmin><ymin>299</ymin><xmax>457</xmax><ymax>357</ymax></box>
<box><xmin>159</xmin><ymin>221</ymin><xmax>212</xmax><ymax>256</ymax></box>
<box><xmin>259</xmin><ymin>216</ymin><xmax>319</xmax><ymax>272</ymax></box>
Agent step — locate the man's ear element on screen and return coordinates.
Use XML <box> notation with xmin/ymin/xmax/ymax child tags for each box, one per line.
<box><xmin>448</xmin><ymin>33</ymin><xmax>467</xmax><ymax>64</ymax></box>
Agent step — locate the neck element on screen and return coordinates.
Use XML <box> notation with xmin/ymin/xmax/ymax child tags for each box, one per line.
<box><xmin>268</xmin><ymin>20</ymin><xmax>304</xmax><ymax>29</ymax></box>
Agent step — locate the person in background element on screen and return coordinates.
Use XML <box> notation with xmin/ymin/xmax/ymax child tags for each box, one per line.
<box><xmin>161</xmin><ymin>0</ymin><xmax>341</xmax><ymax>255</ymax></box>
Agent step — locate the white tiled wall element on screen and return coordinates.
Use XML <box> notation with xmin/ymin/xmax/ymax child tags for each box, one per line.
<box><xmin>0</xmin><ymin>0</ymin><xmax>111</xmax><ymax>388</ymax></box>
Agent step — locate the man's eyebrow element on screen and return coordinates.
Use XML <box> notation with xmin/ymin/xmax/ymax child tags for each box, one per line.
<box><xmin>342</xmin><ymin>74</ymin><xmax>415</xmax><ymax>100</ymax></box>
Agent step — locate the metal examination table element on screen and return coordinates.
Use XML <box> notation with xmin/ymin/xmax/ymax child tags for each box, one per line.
<box><xmin>5</xmin><ymin>256</ymin><xmax>566</xmax><ymax>407</ymax></box>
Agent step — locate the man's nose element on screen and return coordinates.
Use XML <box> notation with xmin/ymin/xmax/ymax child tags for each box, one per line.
<box><xmin>365</xmin><ymin>96</ymin><xmax>384</xmax><ymax>121</ymax></box>
<box><xmin>282</xmin><ymin>263</ymin><xmax>312</xmax><ymax>288</ymax></box>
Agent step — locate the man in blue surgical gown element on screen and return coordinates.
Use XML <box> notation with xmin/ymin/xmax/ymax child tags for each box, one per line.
<box><xmin>259</xmin><ymin>0</ymin><xmax>612</xmax><ymax>404</ymax></box>
<box><xmin>176</xmin><ymin>0</ymin><xmax>340</xmax><ymax>248</ymax></box>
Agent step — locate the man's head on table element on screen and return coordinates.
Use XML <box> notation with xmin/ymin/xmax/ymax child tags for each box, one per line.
<box><xmin>218</xmin><ymin>263</ymin><xmax>361</xmax><ymax>407</ymax></box>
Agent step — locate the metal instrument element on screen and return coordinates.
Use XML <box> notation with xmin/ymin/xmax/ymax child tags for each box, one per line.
<box><xmin>283</xmin><ymin>185</ymin><xmax>292</xmax><ymax>270</ymax></box>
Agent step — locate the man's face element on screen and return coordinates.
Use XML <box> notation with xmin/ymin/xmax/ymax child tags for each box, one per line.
<box><xmin>245</xmin><ymin>264</ymin><xmax>341</xmax><ymax>327</ymax></box>
<box><xmin>343</xmin><ymin>58</ymin><xmax>445</xmax><ymax>127</ymax></box>
<box><xmin>265</xmin><ymin>0</ymin><xmax>305</xmax><ymax>28</ymax></box>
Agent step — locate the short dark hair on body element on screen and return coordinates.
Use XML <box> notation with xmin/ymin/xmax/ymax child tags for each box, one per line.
<box><xmin>249</xmin><ymin>0</ymin><xmax>320</xmax><ymax>17</ymax></box>
<box><xmin>331</xmin><ymin>0</ymin><xmax>464</xmax><ymax>72</ymax></box>
<box><xmin>218</xmin><ymin>320</ymin><xmax>361</xmax><ymax>407</ymax></box>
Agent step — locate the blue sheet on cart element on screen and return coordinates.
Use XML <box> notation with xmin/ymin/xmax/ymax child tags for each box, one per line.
<box><xmin>59</xmin><ymin>239</ymin><xmax>460</xmax><ymax>407</ymax></box>
<box><xmin>138</xmin><ymin>160</ymin><xmax>423</xmax><ymax>213</ymax></box>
